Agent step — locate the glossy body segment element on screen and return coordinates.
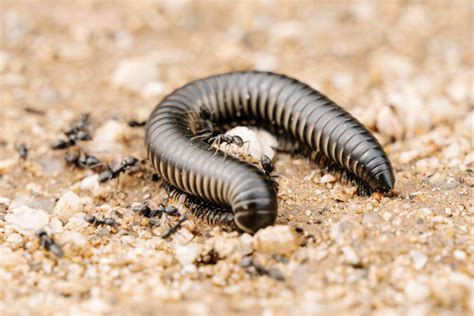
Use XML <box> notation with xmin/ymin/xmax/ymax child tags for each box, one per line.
<box><xmin>146</xmin><ymin>71</ymin><xmax>395</xmax><ymax>233</ymax></box>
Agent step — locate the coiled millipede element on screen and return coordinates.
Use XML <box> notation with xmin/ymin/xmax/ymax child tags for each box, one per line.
<box><xmin>146</xmin><ymin>71</ymin><xmax>395</xmax><ymax>234</ymax></box>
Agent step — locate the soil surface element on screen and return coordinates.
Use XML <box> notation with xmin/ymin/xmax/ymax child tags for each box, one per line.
<box><xmin>1</xmin><ymin>1</ymin><xmax>473</xmax><ymax>315</ymax></box>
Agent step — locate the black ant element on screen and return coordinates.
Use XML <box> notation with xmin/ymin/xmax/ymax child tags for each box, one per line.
<box><xmin>84</xmin><ymin>215</ymin><xmax>117</xmax><ymax>227</ymax></box>
<box><xmin>64</xmin><ymin>152</ymin><xmax>101</xmax><ymax>169</ymax></box>
<box><xmin>98</xmin><ymin>156</ymin><xmax>139</xmax><ymax>183</ymax></box>
<box><xmin>260</xmin><ymin>154</ymin><xmax>279</xmax><ymax>190</ymax></box>
<box><xmin>128</xmin><ymin>119</ymin><xmax>147</xmax><ymax>127</ymax></box>
<box><xmin>161</xmin><ymin>215</ymin><xmax>187</xmax><ymax>239</ymax></box>
<box><xmin>16</xmin><ymin>143</ymin><xmax>28</xmax><ymax>160</ymax></box>
<box><xmin>208</xmin><ymin>134</ymin><xmax>249</xmax><ymax>156</ymax></box>
<box><xmin>51</xmin><ymin>113</ymin><xmax>92</xmax><ymax>150</ymax></box>
<box><xmin>132</xmin><ymin>201</ymin><xmax>179</xmax><ymax>218</ymax></box>
<box><xmin>260</xmin><ymin>154</ymin><xmax>274</xmax><ymax>176</ymax></box>
<box><xmin>37</xmin><ymin>229</ymin><xmax>64</xmax><ymax>257</ymax></box>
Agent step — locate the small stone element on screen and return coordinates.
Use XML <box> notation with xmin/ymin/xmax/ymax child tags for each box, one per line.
<box><xmin>320</xmin><ymin>174</ymin><xmax>336</xmax><ymax>184</ymax></box>
<box><xmin>254</xmin><ymin>225</ymin><xmax>299</xmax><ymax>255</ymax></box>
<box><xmin>0</xmin><ymin>196</ymin><xmax>11</xmax><ymax>208</ymax></box>
<box><xmin>112</xmin><ymin>57</ymin><xmax>159</xmax><ymax>93</ymax></box>
<box><xmin>89</xmin><ymin>120</ymin><xmax>129</xmax><ymax>154</ymax></box>
<box><xmin>453</xmin><ymin>249</ymin><xmax>467</xmax><ymax>261</ymax></box>
<box><xmin>0</xmin><ymin>157</ymin><xmax>17</xmax><ymax>174</ymax></box>
<box><xmin>410</xmin><ymin>250</ymin><xmax>428</xmax><ymax>270</ymax></box>
<box><xmin>239</xmin><ymin>233</ymin><xmax>254</xmax><ymax>255</ymax></box>
<box><xmin>419</xmin><ymin>208</ymin><xmax>433</xmax><ymax>216</ymax></box>
<box><xmin>0</xmin><ymin>247</ymin><xmax>26</xmax><ymax>268</ymax></box>
<box><xmin>141</xmin><ymin>81</ymin><xmax>165</xmax><ymax>98</ymax></box>
<box><xmin>173</xmin><ymin>228</ymin><xmax>194</xmax><ymax>244</ymax></box>
<box><xmin>174</xmin><ymin>243</ymin><xmax>201</xmax><ymax>266</ymax></box>
<box><xmin>6</xmin><ymin>233</ymin><xmax>23</xmax><ymax>245</ymax></box>
<box><xmin>79</xmin><ymin>174</ymin><xmax>100</xmax><ymax>193</ymax></box>
<box><xmin>376</xmin><ymin>106</ymin><xmax>404</xmax><ymax>140</ymax></box>
<box><xmin>382</xmin><ymin>212</ymin><xmax>392</xmax><ymax>221</ymax></box>
<box><xmin>0</xmin><ymin>50</ymin><xmax>10</xmax><ymax>72</ymax></box>
<box><xmin>63</xmin><ymin>231</ymin><xmax>88</xmax><ymax>249</ymax></box>
<box><xmin>54</xmin><ymin>191</ymin><xmax>83</xmax><ymax>222</ymax></box>
<box><xmin>399</xmin><ymin>150</ymin><xmax>419</xmax><ymax>164</ymax></box>
<box><xmin>404</xmin><ymin>279</ymin><xmax>430</xmax><ymax>302</ymax></box>
<box><xmin>214</xmin><ymin>236</ymin><xmax>241</xmax><ymax>258</ymax></box>
<box><xmin>5</xmin><ymin>205</ymin><xmax>49</xmax><ymax>232</ymax></box>
<box><xmin>341</xmin><ymin>246</ymin><xmax>360</xmax><ymax>265</ymax></box>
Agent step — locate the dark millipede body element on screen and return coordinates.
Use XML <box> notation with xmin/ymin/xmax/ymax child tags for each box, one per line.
<box><xmin>146</xmin><ymin>71</ymin><xmax>395</xmax><ymax>233</ymax></box>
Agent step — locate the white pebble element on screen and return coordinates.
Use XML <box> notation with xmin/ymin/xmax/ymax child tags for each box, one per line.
<box><xmin>6</xmin><ymin>233</ymin><xmax>23</xmax><ymax>245</ymax></box>
<box><xmin>341</xmin><ymin>246</ymin><xmax>360</xmax><ymax>265</ymax></box>
<box><xmin>382</xmin><ymin>212</ymin><xmax>392</xmax><ymax>221</ymax></box>
<box><xmin>5</xmin><ymin>205</ymin><xmax>49</xmax><ymax>232</ymax></box>
<box><xmin>112</xmin><ymin>57</ymin><xmax>159</xmax><ymax>93</ymax></box>
<box><xmin>410</xmin><ymin>250</ymin><xmax>428</xmax><ymax>270</ymax></box>
<box><xmin>174</xmin><ymin>243</ymin><xmax>201</xmax><ymax>266</ymax></box>
<box><xmin>320</xmin><ymin>174</ymin><xmax>336</xmax><ymax>184</ymax></box>
<box><xmin>89</xmin><ymin>120</ymin><xmax>128</xmax><ymax>154</ymax></box>
<box><xmin>54</xmin><ymin>191</ymin><xmax>83</xmax><ymax>222</ymax></box>
<box><xmin>399</xmin><ymin>150</ymin><xmax>419</xmax><ymax>164</ymax></box>
<box><xmin>79</xmin><ymin>174</ymin><xmax>100</xmax><ymax>193</ymax></box>
<box><xmin>239</xmin><ymin>233</ymin><xmax>254</xmax><ymax>255</ymax></box>
<box><xmin>141</xmin><ymin>81</ymin><xmax>165</xmax><ymax>99</ymax></box>
<box><xmin>404</xmin><ymin>280</ymin><xmax>430</xmax><ymax>302</ymax></box>
<box><xmin>254</xmin><ymin>225</ymin><xmax>299</xmax><ymax>255</ymax></box>
<box><xmin>0</xmin><ymin>157</ymin><xmax>17</xmax><ymax>174</ymax></box>
<box><xmin>453</xmin><ymin>250</ymin><xmax>467</xmax><ymax>261</ymax></box>
<box><xmin>376</xmin><ymin>106</ymin><xmax>403</xmax><ymax>140</ymax></box>
<box><xmin>0</xmin><ymin>196</ymin><xmax>11</xmax><ymax>207</ymax></box>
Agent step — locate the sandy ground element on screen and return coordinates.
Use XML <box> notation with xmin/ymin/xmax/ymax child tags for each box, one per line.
<box><xmin>0</xmin><ymin>1</ymin><xmax>473</xmax><ymax>315</ymax></box>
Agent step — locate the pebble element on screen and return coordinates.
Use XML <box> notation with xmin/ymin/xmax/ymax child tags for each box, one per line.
<box><xmin>0</xmin><ymin>50</ymin><xmax>10</xmax><ymax>72</ymax></box>
<box><xmin>376</xmin><ymin>106</ymin><xmax>404</xmax><ymax>140</ymax></box>
<box><xmin>254</xmin><ymin>225</ymin><xmax>299</xmax><ymax>255</ymax></box>
<box><xmin>213</xmin><ymin>236</ymin><xmax>242</xmax><ymax>258</ymax></box>
<box><xmin>404</xmin><ymin>279</ymin><xmax>430</xmax><ymax>302</ymax></box>
<box><xmin>6</xmin><ymin>233</ymin><xmax>23</xmax><ymax>245</ymax></box>
<box><xmin>341</xmin><ymin>246</ymin><xmax>360</xmax><ymax>266</ymax></box>
<box><xmin>0</xmin><ymin>196</ymin><xmax>11</xmax><ymax>208</ymax></box>
<box><xmin>0</xmin><ymin>157</ymin><xmax>17</xmax><ymax>174</ymax></box>
<box><xmin>88</xmin><ymin>120</ymin><xmax>129</xmax><ymax>154</ymax></box>
<box><xmin>63</xmin><ymin>231</ymin><xmax>88</xmax><ymax>249</ymax></box>
<box><xmin>453</xmin><ymin>249</ymin><xmax>466</xmax><ymax>261</ymax></box>
<box><xmin>79</xmin><ymin>174</ymin><xmax>100</xmax><ymax>193</ymax></box>
<box><xmin>320</xmin><ymin>174</ymin><xmax>336</xmax><ymax>184</ymax></box>
<box><xmin>141</xmin><ymin>81</ymin><xmax>165</xmax><ymax>98</ymax></box>
<box><xmin>410</xmin><ymin>250</ymin><xmax>428</xmax><ymax>270</ymax></box>
<box><xmin>0</xmin><ymin>247</ymin><xmax>26</xmax><ymax>268</ymax></box>
<box><xmin>239</xmin><ymin>233</ymin><xmax>254</xmax><ymax>255</ymax></box>
<box><xmin>112</xmin><ymin>57</ymin><xmax>159</xmax><ymax>93</ymax></box>
<box><xmin>399</xmin><ymin>150</ymin><xmax>419</xmax><ymax>164</ymax></box>
<box><xmin>174</xmin><ymin>243</ymin><xmax>201</xmax><ymax>266</ymax></box>
<box><xmin>54</xmin><ymin>191</ymin><xmax>83</xmax><ymax>222</ymax></box>
<box><xmin>5</xmin><ymin>205</ymin><xmax>49</xmax><ymax>232</ymax></box>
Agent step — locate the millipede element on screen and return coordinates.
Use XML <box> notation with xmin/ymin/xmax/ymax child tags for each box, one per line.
<box><xmin>145</xmin><ymin>71</ymin><xmax>395</xmax><ymax>234</ymax></box>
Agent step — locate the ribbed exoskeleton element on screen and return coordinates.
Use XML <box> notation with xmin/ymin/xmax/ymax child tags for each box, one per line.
<box><xmin>146</xmin><ymin>71</ymin><xmax>395</xmax><ymax>233</ymax></box>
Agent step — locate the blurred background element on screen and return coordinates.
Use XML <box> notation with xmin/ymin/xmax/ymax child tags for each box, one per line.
<box><xmin>1</xmin><ymin>1</ymin><xmax>473</xmax><ymax>315</ymax></box>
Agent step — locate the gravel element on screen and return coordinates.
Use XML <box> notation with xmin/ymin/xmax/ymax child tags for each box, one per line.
<box><xmin>0</xmin><ymin>1</ymin><xmax>472</xmax><ymax>315</ymax></box>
